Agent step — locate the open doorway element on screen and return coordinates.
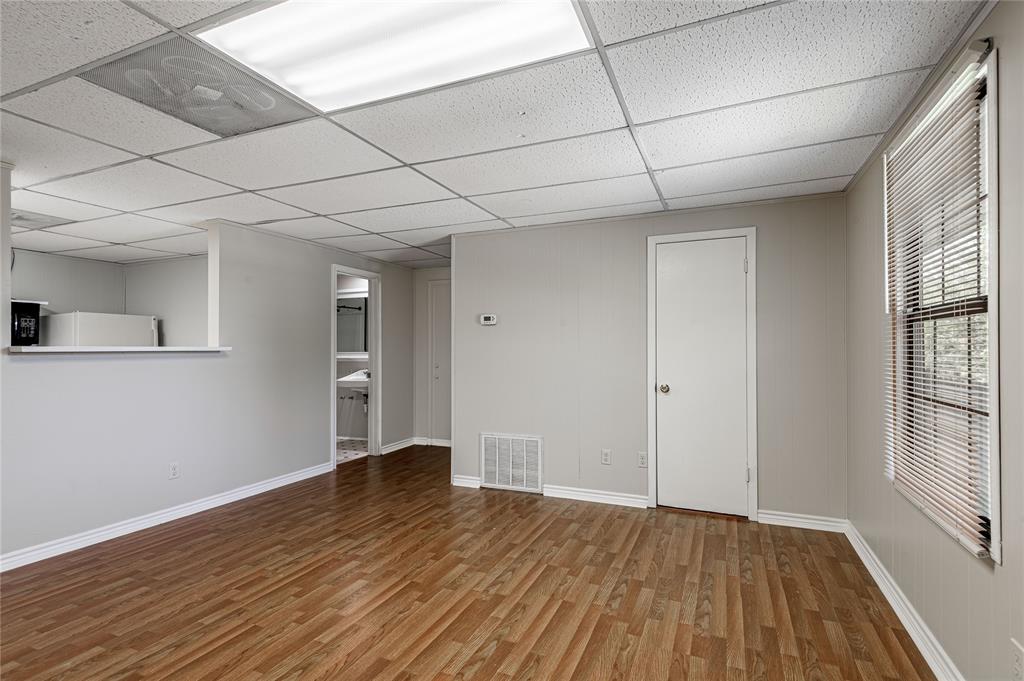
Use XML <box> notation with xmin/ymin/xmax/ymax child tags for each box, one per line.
<box><xmin>331</xmin><ymin>265</ymin><xmax>382</xmax><ymax>466</ymax></box>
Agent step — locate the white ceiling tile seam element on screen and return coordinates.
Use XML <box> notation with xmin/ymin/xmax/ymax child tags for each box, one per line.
<box><xmin>500</xmin><ymin>199</ymin><xmax>671</xmax><ymax>221</ymax></box>
<box><xmin>0</xmin><ymin>32</ymin><xmax>178</xmax><ymax>103</ymax></box>
<box><xmin>238</xmin><ymin>222</ymin><xmax>446</xmax><ymax>268</ymax></box>
<box><xmin>576</xmin><ymin>1</ymin><xmax>668</xmax><ymax>211</ymax></box>
<box><xmin>0</xmin><ymin>109</ymin><xmax>150</xmax><ymax>160</ymax></box>
<box><xmin>650</xmin><ymin>131</ymin><xmax>886</xmax><ymax>173</ymax></box>
<box><xmin>631</xmin><ymin>65</ymin><xmax>936</xmax><ymax>129</ymax></box>
<box><xmin>468</xmin><ymin>172</ymin><xmax>652</xmax><ymax>200</ymax></box>
<box><xmin>662</xmin><ymin>174</ymin><xmax>853</xmax><ymax>201</ymax></box>
<box><xmin>602</xmin><ymin>0</ymin><xmax>794</xmax><ymax>50</ymax></box>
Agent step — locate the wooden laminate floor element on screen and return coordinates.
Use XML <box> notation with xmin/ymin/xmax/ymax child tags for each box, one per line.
<box><xmin>1</xmin><ymin>446</ymin><xmax>934</xmax><ymax>681</ymax></box>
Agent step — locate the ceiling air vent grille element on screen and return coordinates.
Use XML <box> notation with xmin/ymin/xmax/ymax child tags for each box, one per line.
<box><xmin>481</xmin><ymin>433</ymin><xmax>542</xmax><ymax>493</ymax></box>
<box><xmin>80</xmin><ymin>36</ymin><xmax>313</xmax><ymax>137</ymax></box>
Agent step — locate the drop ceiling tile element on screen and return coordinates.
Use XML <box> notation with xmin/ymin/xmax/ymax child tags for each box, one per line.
<box><xmin>638</xmin><ymin>70</ymin><xmax>926</xmax><ymax>169</ymax></box>
<box><xmin>1</xmin><ymin>114</ymin><xmax>136</xmax><ymax>187</ymax></box>
<box><xmin>333</xmin><ymin>199</ymin><xmax>493</xmax><ymax>233</ymax></box>
<box><xmin>316</xmin><ymin>233</ymin><xmax>409</xmax><ymax>252</ymax></box>
<box><xmin>259</xmin><ymin>168</ymin><xmax>455</xmax><ymax>215</ymax></box>
<box><xmin>10</xmin><ymin>229</ymin><xmax>107</xmax><ymax>253</ymax></box>
<box><xmin>4</xmin><ymin>78</ymin><xmax>217</xmax><ymax>155</ymax></box>
<box><xmin>255</xmin><ymin>217</ymin><xmax>365</xmax><ymax>240</ymax></box>
<box><xmin>139</xmin><ymin>192</ymin><xmax>310</xmax><ymax>225</ymax></box>
<box><xmin>387</xmin><ymin>221</ymin><xmax>507</xmax><ymax>247</ymax></box>
<box><xmin>33</xmin><ymin>160</ymin><xmax>237</xmax><ymax>211</ymax></box>
<box><xmin>423</xmin><ymin>244</ymin><xmax>451</xmax><ymax>257</ymax></box>
<box><xmin>416</xmin><ymin>130</ymin><xmax>646</xmax><ymax>196</ymax></box>
<box><xmin>608</xmin><ymin>0</ymin><xmax>979</xmax><ymax>122</ymax></box>
<box><xmin>655</xmin><ymin>136</ymin><xmax>879</xmax><ymax>198</ymax></box>
<box><xmin>129</xmin><ymin>231</ymin><xmax>209</xmax><ymax>255</ymax></box>
<box><xmin>51</xmin><ymin>214</ymin><xmax>198</xmax><ymax>243</ymax></box>
<box><xmin>589</xmin><ymin>0</ymin><xmax>771</xmax><ymax>44</ymax></box>
<box><xmin>406</xmin><ymin>258</ymin><xmax>451</xmax><ymax>269</ymax></box>
<box><xmin>0</xmin><ymin>1</ymin><xmax>167</xmax><ymax>95</ymax></box>
<box><xmin>10</xmin><ymin>190</ymin><xmax>119</xmax><ymax>221</ymax></box>
<box><xmin>666</xmin><ymin>177</ymin><xmax>852</xmax><ymax>210</ymax></box>
<box><xmin>59</xmin><ymin>244</ymin><xmax>176</xmax><ymax>262</ymax></box>
<box><xmin>473</xmin><ymin>175</ymin><xmax>659</xmax><ymax>217</ymax></box>
<box><xmin>509</xmin><ymin>200</ymin><xmax>664</xmax><ymax>227</ymax></box>
<box><xmin>363</xmin><ymin>248</ymin><xmax>437</xmax><ymax>263</ymax></box>
<box><xmin>158</xmin><ymin>119</ymin><xmax>396</xmax><ymax>189</ymax></box>
<box><xmin>334</xmin><ymin>54</ymin><xmax>625</xmax><ymax>162</ymax></box>
<box><xmin>131</xmin><ymin>0</ymin><xmax>252</xmax><ymax>27</ymax></box>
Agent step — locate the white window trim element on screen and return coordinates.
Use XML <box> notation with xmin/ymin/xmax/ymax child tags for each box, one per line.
<box><xmin>882</xmin><ymin>46</ymin><xmax>1001</xmax><ymax>564</ymax></box>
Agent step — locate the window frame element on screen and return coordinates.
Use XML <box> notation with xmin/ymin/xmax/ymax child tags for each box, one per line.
<box><xmin>882</xmin><ymin>45</ymin><xmax>1000</xmax><ymax>564</ymax></box>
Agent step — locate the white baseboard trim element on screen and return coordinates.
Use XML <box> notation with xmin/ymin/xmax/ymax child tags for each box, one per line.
<box><xmin>0</xmin><ymin>461</ymin><xmax>333</xmax><ymax>573</ymax></box>
<box><xmin>757</xmin><ymin>510</ymin><xmax>849</xmax><ymax>533</ymax></box>
<box><xmin>845</xmin><ymin>523</ymin><xmax>965</xmax><ymax>681</ymax></box>
<box><xmin>542</xmin><ymin>484</ymin><xmax>648</xmax><ymax>508</ymax></box>
<box><xmin>381</xmin><ymin>438</ymin><xmax>416</xmax><ymax>454</ymax></box>
<box><xmin>452</xmin><ymin>475</ymin><xmax>481</xmax><ymax>489</ymax></box>
<box><xmin>381</xmin><ymin>437</ymin><xmax>451</xmax><ymax>454</ymax></box>
<box><xmin>753</xmin><ymin>511</ymin><xmax>963</xmax><ymax>680</ymax></box>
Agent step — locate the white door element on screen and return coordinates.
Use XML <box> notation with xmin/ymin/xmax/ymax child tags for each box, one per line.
<box><xmin>429</xmin><ymin>281</ymin><xmax>451</xmax><ymax>443</ymax></box>
<box><xmin>655</xmin><ymin>236</ymin><xmax>749</xmax><ymax>515</ymax></box>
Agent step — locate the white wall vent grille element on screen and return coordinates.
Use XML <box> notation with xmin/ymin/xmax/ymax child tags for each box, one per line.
<box><xmin>480</xmin><ymin>433</ymin><xmax>542</xmax><ymax>493</ymax></box>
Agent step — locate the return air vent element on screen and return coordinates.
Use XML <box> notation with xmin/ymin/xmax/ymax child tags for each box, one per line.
<box><xmin>80</xmin><ymin>37</ymin><xmax>313</xmax><ymax>137</ymax></box>
<box><xmin>481</xmin><ymin>433</ymin><xmax>542</xmax><ymax>493</ymax></box>
<box><xmin>10</xmin><ymin>209</ymin><xmax>71</xmax><ymax>230</ymax></box>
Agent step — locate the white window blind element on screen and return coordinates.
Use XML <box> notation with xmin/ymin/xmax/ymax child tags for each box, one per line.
<box><xmin>883</xmin><ymin>45</ymin><xmax>1000</xmax><ymax>562</ymax></box>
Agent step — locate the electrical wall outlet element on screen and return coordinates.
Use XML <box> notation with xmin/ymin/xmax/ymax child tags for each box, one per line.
<box><xmin>169</xmin><ymin>462</ymin><xmax>181</xmax><ymax>480</ymax></box>
<box><xmin>638</xmin><ymin>451</ymin><xmax>648</xmax><ymax>468</ymax></box>
<box><xmin>1011</xmin><ymin>638</ymin><xmax>1024</xmax><ymax>681</ymax></box>
<box><xmin>601</xmin><ymin>448</ymin><xmax>611</xmax><ymax>465</ymax></box>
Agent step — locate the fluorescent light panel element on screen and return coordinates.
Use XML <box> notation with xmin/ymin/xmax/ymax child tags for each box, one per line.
<box><xmin>196</xmin><ymin>0</ymin><xmax>591</xmax><ymax>112</ymax></box>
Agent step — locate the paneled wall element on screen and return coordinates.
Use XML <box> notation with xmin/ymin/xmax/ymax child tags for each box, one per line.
<box><xmin>451</xmin><ymin>195</ymin><xmax>848</xmax><ymax>517</ymax></box>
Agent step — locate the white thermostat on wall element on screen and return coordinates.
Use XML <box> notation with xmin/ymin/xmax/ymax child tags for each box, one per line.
<box><xmin>479</xmin><ymin>313</ymin><xmax>497</xmax><ymax>326</ymax></box>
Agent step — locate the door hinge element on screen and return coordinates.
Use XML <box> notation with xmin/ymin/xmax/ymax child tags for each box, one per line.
<box><xmin>743</xmin><ymin>257</ymin><xmax>748</xmax><ymax>273</ymax></box>
<box><xmin>746</xmin><ymin>467</ymin><xmax>751</xmax><ymax>483</ymax></box>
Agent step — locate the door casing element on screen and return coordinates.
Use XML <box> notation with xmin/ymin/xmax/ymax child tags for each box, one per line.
<box><xmin>645</xmin><ymin>227</ymin><xmax>758</xmax><ymax>519</ymax></box>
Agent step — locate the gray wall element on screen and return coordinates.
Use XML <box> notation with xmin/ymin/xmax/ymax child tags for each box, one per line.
<box><xmin>413</xmin><ymin>267</ymin><xmax>451</xmax><ymax>440</ymax></box>
<box><xmin>451</xmin><ymin>196</ymin><xmax>848</xmax><ymax>516</ymax></box>
<box><xmin>845</xmin><ymin>3</ymin><xmax>1023</xmax><ymax>678</ymax></box>
<box><xmin>11</xmin><ymin>249</ymin><xmax>124</xmax><ymax>314</ymax></box>
<box><xmin>125</xmin><ymin>256</ymin><xmax>207</xmax><ymax>347</ymax></box>
<box><xmin>1</xmin><ymin>220</ymin><xmax>415</xmax><ymax>553</ymax></box>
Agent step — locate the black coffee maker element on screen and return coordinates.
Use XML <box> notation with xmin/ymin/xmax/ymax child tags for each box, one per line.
<box><xmin>11</xmin><ymin>300</ymin><xmax>43</xmax><ymax>346</ymax></box>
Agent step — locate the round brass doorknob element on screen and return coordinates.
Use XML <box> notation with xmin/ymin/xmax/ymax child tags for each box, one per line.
<box><xmin>659</xmin><ymin>384</ymin><xmax>670</xmax><ymax>394</ymax></box>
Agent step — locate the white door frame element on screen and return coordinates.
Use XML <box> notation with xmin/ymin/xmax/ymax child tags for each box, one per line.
<box><xmin>646</xmin><ymin>227</ymin><xmax>758</xmax><ymax>519</ymax></box>
<box><xmin>331</xmin><ymin>264</ymin><xmax>383</xmax><ymax>465</ymax></box>
<box><xmin>427</xmin><ymin>279</ymin><xmax>452</xmax><ymax>446</ymax></box>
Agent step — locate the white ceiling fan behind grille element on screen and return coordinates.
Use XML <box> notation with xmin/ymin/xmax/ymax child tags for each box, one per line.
<box><xmin>481</xmin><ymin>433</ymin><xmax>542</xmax><ymax>493</ymax></box>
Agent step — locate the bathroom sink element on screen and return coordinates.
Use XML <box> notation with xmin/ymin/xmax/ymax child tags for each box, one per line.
<box><xmin>337</xmin><ymin>369</ymin><xmax>369</xmax><ymax>389</ymax></box>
